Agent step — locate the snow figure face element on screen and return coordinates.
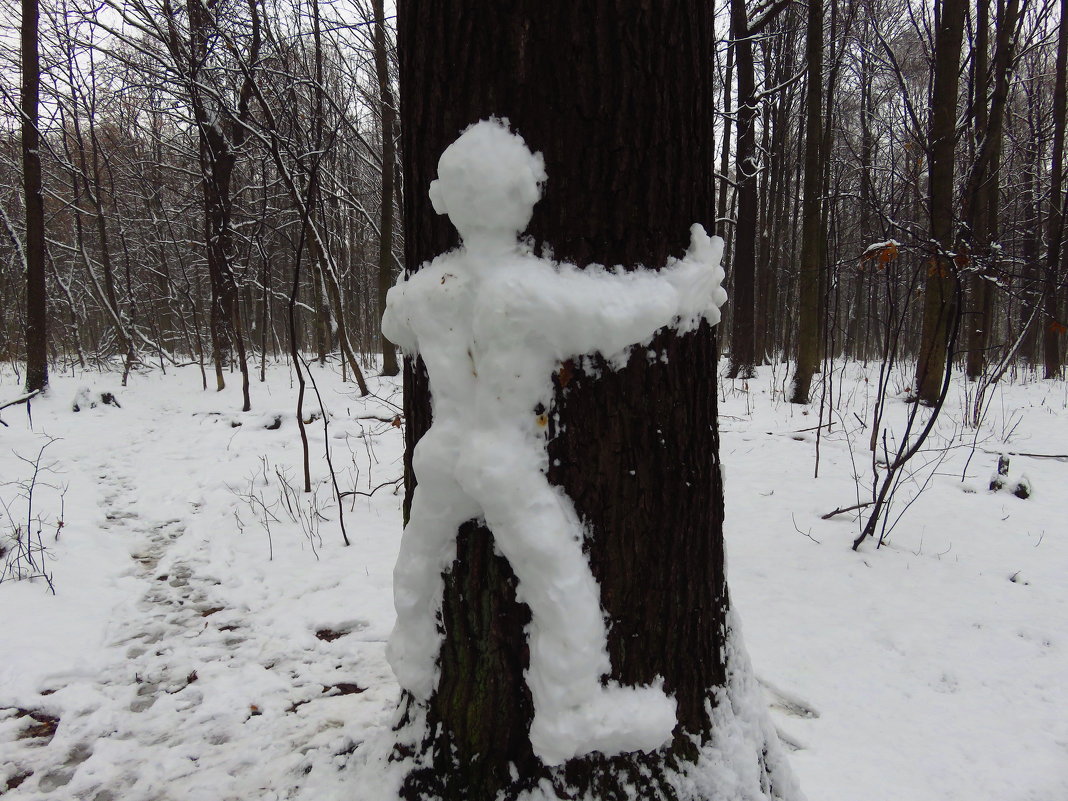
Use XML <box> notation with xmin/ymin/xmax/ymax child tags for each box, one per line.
<box><xmin>428</xmin><ymin>119</ymin><xmax>547</xmax><ymax>244</ymax></box>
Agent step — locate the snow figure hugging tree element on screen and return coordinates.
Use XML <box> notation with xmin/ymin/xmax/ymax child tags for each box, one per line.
<box><xmin>382</xmin><ymin>119</ymin><xmax>727</xmax><ymax>767</ymax></box>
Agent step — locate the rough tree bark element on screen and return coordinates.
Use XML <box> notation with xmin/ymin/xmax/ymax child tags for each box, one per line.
<box><xmin>916</xmin><ymin>0</ymin><xmax>967</xmax><ymax>405</ymax></box>
<box><xmin>394</xmin><ymin>2</ymin><xmax>796</xmax><ymax>800</ymax></box>
<box><xmin>22</xmin><ymin>0</ymin><xmax>47</xmax><ymax>393</ymax></box>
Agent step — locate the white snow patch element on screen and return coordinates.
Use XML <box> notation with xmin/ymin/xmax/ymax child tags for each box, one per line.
<box><xmin>2</xmin><ymin>357</ymin><xmax>1068</xmax><ymax>800</ymax></box>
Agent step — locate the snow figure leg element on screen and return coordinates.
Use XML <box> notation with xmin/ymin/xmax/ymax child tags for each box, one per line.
<box><xmin>456</xmin><ymin>428</ymin><xmax>676</xmax><ymax>766</ymax></box>
<box><xmin>387</xmin><ymin>424</ymin><xmax>481</xmax><ymax>700</ymax></box>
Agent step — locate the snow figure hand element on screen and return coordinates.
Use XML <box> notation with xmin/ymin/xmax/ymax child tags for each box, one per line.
<box><xmin>668</xmin><ymin>224</ymin><xmax>728</xmax><ymax>330</ymax></box>
<box><xmin>385</xmin><ymin>118</ymin><xmax>728</xmax><ymax>767</ymax></box>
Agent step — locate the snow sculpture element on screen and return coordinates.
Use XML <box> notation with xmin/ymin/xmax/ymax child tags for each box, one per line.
<box><xmin>383</xmin><ymin>119</ymin><xmax>727</xmax><ymax>767</ymax></box>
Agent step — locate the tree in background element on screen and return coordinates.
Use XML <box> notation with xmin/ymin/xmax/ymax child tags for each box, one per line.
<box><xmin>963</xmin><ymin>0</ymin><xmax>1021</xmax><ymax>381</ymax></box>
<box><xmin>180</xmin><ymin>0</ymin><xmax>256</xmax><ymax>409</ymax></box>
<box><xmin>373</xmin><ymin>0</ymin><xmax>400</xmax><ymax>378</ymax></box>
<box><xmin>916</xmin><ymin>0</ymin><xmax>967</xmax><ymax>405</ymax></box>
<box><xmin>1043</xmin><ymin>0</ymin><xmax>1067</xmax><ymax>379</ymax></box>
<box><xmin>790</xmin><ymin>0</ymin><xmax>825</xmax><ymax>404</ymax></box>
<box><xmin>21</xmin><ymin>0</ymin><xmax>47</xmax><ymax>393</ymax></box>
<box><xmin>725</xmin><ymin>0</ymin><xmax>794</xmax><ymax>379</ymax></box>
<box><xmin>1</xmin><ymin>0</ymin><xmax>1066</xmax><ymax>411</ymax></box>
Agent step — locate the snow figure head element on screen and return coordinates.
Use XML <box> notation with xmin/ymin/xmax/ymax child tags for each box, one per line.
<box><xmin>428</xmin><ymin>119</ymin><xmax>547</xmax><ymax>245</ymax></box>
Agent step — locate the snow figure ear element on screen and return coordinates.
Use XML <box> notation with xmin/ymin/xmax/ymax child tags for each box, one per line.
<box><xmin>429</xmin><ymin>178</ymin><xmax>447</xmax><ymax>216</ymax></box>
<box><xmin>431</xmin><ymin>118</ymin><xmax>547</xmax><ymax>242</ymax></box>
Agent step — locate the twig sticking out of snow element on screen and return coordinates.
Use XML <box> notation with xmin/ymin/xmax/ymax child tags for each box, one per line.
<box><xmin>988</xmin><ymin>455</ymin><xmax>1033</xmax><ymax>499</ymax></box>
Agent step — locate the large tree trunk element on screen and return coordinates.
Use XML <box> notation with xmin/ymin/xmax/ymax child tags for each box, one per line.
<box><xmin>22</xmin><ymin>0</ymin><xmax>47</xmax><ymax>393</ymax></box>
<box><xmin>394</xmin><ymin>2</ymin><xmax>797</xmax><ymax>800</ymax></box>
<box><xmin>916</xmin><ymin>0</ymin><xmax>967</xmax><ymax>405</ymax></box>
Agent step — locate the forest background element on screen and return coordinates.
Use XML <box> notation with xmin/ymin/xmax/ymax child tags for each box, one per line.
<box><xmin>0</xmin><ymin>0</ymin><xmax>1065</xmax><ymax>395</ymax></box>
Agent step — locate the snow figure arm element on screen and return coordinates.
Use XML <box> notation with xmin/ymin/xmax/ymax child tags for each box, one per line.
<box><xmin>501</xmin><ymin>224</ymin><xmax>727</xmax><ymax>364</ymax></box>
<box><xmin>381</xmin><ymin>277</ymin><xmax>419</xmax><ymax>354</ymax></box>
<box><xmin>663</xmin><ymin>223</ymin><xmax>728</xmax><ymax>331</ymax></box>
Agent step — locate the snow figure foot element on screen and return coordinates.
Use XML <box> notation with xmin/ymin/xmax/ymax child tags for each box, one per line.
<box><xmin>530</xmin><ymin>682</ymin><xmax>678</xmax><ymax>767</ymax></box>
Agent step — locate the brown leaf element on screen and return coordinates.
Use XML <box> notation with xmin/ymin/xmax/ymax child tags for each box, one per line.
<box><xmin>556</xmin><ymin>360</ymin><xmax>575</xmax><ymax>389</ymax></box>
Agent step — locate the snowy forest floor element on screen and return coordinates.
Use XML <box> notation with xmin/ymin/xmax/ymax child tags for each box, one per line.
<box><xmin>0</xmin><ymin>359</ymin><xmax>1065</xmax><ymax>800</ymax></box>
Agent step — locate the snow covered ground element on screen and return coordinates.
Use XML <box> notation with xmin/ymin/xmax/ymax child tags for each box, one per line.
<box><xmin>0</xmin><ymin>359</ymin><xmax>1065</xmax><ymax>800</ymax></box>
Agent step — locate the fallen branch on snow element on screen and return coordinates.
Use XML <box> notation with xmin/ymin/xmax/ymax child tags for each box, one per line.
<box><xmin>0</xmin><ymin>390</ymin><xmax>40</xmax><ymax>412</ymax></box>
<box><xmin>982</xmin><ymin>450</ymin><xmax>1068</xmax><ymax>462</ymax></box>
<box><xmin>821</xmin><ymin>501</ymin><xmax>874</xmax><ymax>520</ymax></box>
<box><xmin>356</xmin><ymin>414</ymin><xmax>402</xmax><ymax>425</ymax></box>
<box><xmin>0</xmin><ymin>390</ymin><xmax>41</xmax><ymax>427</ymax></box>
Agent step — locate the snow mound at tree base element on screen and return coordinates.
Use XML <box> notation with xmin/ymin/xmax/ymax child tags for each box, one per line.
<box><xmin>351</xmin><ymin>606</ymin><xmax>803</xmax><ymax>801</ymax></box>
<box><xmin>668</xmin><ymin>608</ymin><xmax>804</xmax><ymax>801</ymax></box>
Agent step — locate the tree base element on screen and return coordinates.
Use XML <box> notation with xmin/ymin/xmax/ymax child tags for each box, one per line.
<box><xmin>726</xmin><ymin>361</ymin><xmax>758</xmax><ymax>381</ymax></box>
<box><xmin>381</xmin><ymin>608</ymin><xmax>802</xmax><ymax>801</ymax></box>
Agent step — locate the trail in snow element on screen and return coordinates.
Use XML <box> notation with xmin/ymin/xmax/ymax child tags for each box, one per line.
<box><xmin>0</xmin><ymin>373</ymin><xmax>401</xmax><ymax>800</ymax></box>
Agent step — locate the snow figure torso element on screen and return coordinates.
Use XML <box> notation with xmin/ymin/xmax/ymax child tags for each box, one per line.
<box><xmin>383</xmin><ymin>119</ymin><xmax>727</xmax><ymax>766</ymax></box>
